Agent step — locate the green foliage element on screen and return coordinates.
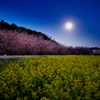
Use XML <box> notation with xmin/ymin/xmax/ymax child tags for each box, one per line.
<box><xmin>0</xmin><ymin>55</ymin><xmax>100</xmax><ymax>100</ymax></box>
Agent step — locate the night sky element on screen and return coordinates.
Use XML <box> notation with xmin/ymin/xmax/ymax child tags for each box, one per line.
<box><xmin>0</xmin><ymin>0</ymin><xmax>100</xmax><ymax>48</ymax></box>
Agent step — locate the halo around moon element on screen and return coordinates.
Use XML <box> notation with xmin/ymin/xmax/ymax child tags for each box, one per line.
<box><xmin>65</xmin><ymin>22</ymin><xmax>73</xmax><ymax>30</ymax></box>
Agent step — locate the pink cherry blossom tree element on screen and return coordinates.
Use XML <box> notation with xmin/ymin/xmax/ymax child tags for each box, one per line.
<box><xmin>0</xmin><ymin>29</ymin><xmax>91</xmax><ymax>55</ymax></box>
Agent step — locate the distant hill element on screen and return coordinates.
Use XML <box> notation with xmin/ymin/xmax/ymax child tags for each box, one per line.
<box><xmin>0</xmin><ymin>20</ymin><xmax>58</xmax><ymax>44</ymax></box>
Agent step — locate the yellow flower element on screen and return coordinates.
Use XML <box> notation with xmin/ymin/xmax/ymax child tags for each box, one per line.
<box><xmin>22</xmin><ymin>89</ymin><xmax>25</xmax><ymax>93</ymax></box>
<box><xmin>24</xmin><ymin>96</ymin><xmax>28</xmax><ymax>100</ymax></box>
<box><xmin>32</xmin><ymin>92</ymin><xmax>36</xmax><ymax>98</ymax></box>
<box><xmin>17</xmin><ymin>91</ymin><xmax>20</xmax><ymax>96</ymax></box>
<box><xmin>16</xmin><ymin>98</ymin><xmax>22</xmax><ymax>100</ymax></box>
<box><xmin>3</xmin><ymin>83</ymin><xmax>6</xmax><ymax>87</ymax></box>
<box><xmin>0</xmin><ymin>89</ymin><xmax>2</xmax><ymax>93</ymax></box>
<box><xmin>41</xmin><ymin>97</ymin><xmax>49</xmax><ymax>100</ymax></box>
<box><xmin>5</xmin><ymin>93</ymin><xmax>9</xmax><ymax>99</ymax></box>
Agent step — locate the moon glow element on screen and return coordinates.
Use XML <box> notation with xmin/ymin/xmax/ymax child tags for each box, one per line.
<box><xmin>65</xmin><ymin>23</ymin><xmax>73</xmax><ymax>29</ymax></box>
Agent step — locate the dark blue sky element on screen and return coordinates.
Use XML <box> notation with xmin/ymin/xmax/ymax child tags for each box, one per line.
<box><xmin>0</xmin><ymin>0</ymin><xmax>100</xmax><ymax>47</ymax></box>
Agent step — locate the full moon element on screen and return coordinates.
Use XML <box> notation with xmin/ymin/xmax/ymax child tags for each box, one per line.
<box><xmin>65</xmin><ymin>23</ymin><xmax>73</xmax><ymax>29</ymax></box>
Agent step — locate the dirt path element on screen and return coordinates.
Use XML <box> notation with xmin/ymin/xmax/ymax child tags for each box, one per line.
<box><xmin>0</xmin><ymin>55</ymin><xmax>65</xmax><ymax>63</ymax></box>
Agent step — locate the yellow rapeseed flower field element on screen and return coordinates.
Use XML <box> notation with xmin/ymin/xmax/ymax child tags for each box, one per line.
<box><xmin>0</xmin><ymin>55</ymin><xmax>100</xmax><ymax>100</ymax></box>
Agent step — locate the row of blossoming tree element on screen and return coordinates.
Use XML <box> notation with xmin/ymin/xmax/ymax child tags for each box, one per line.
<box><xmin>0</xmin><ymin>30</ymin><xmax>91</xmax><ymax>55</ymax></box>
